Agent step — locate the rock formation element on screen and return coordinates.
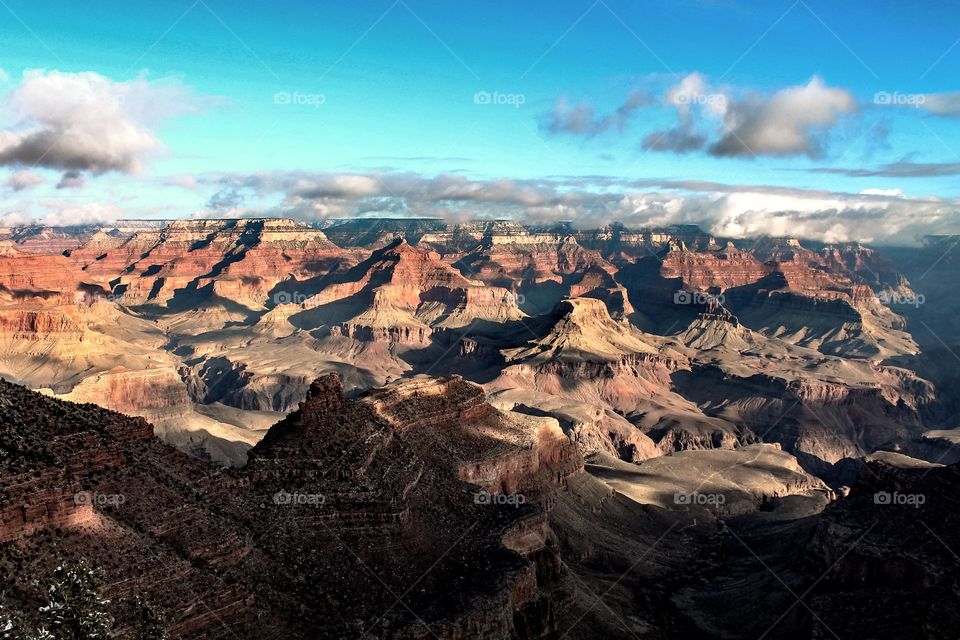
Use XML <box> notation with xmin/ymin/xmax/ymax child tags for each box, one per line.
<box><xmin>0</xmin><ymin>219</ymin><xmax>946</xmax><ymax>476</ymax></box>
<box><xmin>296</xmin><ymin>238</ymin><xmax>524</xmax><ymax>344</ymax></box>
<box><xmin>0</xmin><ymin>375</ymin><xmax>578</xmax><ymax>638</ymax></box>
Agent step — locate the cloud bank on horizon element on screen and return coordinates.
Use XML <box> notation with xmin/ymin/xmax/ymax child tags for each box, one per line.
<box><xmin>181</xmin><ymin>170</ymin><xmax>953</xmax><ymax>245</ymax></box>
<box><xmin>0</xmin><ymin>0</ymin><xmax>959</xmax><ymax>245</ymax></box>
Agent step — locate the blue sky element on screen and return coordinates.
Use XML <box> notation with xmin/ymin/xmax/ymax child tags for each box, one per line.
<box><xmin>1</xmin><ymin>0</ymin><xmax>960</xmax><ymax>242</ymax></box>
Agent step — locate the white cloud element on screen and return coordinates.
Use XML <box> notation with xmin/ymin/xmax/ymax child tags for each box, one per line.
<box><xmin>38</xmin><ymin>201</ymin><xmax>122</xmax><ymax>225</ymax></box>
<box><xmin>642</xmin><ymin>73</ymin><xmax>718</xmax><ymax>153</ymax></box>
<box><xmin>558</xmin><ymin>74</ymin><xmax>856</xmax><ymax>158</ymax></box>
<box><xmin>0</xmin><ymin>200</ymin><xmax>122</xmax><ymax>227</ymax></box>
<box><xmin>916</xmin><ymin>92</ymin><xmax>960</xmax><ymax>117</ymax></box>
<box><xmin>665</xmin><ymin>72</ymin><xmax>726</xmax><ymax>117</ymax></box>
<box><xmin>542</xmin><ymin>91</ymin><xmax>652</xmax><ymax>137</ymax></box>
<box><xmin>710</xmin><ymin>77</ymin><xmax>856</xmax><ymax>158</ymax></box>
<box><xmin>289</xmin><ymin>174</ymin><xmax>382</xmax><ymax>199</ymax></box>
<box><xmin>3</xmin><ymin>169</ymin><xmax>44</xmax><ymax>191</ymax></box>
<box><xmin>0</xmin><ymin>70</ymin><xmax>207</xmax><ymax>174</ymax></box>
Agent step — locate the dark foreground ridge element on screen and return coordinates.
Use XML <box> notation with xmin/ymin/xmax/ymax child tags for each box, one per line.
<box><xmin>0</xmin><ymin>375</ymin><xmax>579</xmax><ymax>638</ymax></box>
<box><xmin>2</xmin><ymin>376</ymin><xmax>959</xmax><ymax>638</ymax></box>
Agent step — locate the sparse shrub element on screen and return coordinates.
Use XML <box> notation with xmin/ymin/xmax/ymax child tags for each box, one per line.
<box><xmin>134</xmin><ymin>597</ymin><xmax>169</xmax><ymax>640</ymax></box>
<box><xmin>37</xmin><ymin>559</ymin><xmax>114</xmax><ymax>640</ymax></box>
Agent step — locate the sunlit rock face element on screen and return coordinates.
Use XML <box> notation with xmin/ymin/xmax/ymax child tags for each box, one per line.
<box><xmin>0</xmin><ymin>219</ymin><xmax>941</xmax><ymax>475</ymax></box>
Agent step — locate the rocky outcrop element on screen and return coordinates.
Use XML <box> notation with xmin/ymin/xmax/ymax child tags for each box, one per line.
<box><xmin>503</xmin><ymin>297</ymin><xmax>660</xmax><ymax>364</ymax></box>
<box><xmin>297</xmin><ymin>239</ymin><xmax>525</xmax><ymax>344</ymax></box>
<box><xmin>489</xmin><ymin>389</ymin><xmax>662</xmax><ymax>463</ymax></box>
<box><xmin>0</xmin><ymin>381</ymin><xmax>154</xmax><ymax>543</ymax></box>
<box><xmin>0</xmin><ymin>246</ymin><xmax>100</xmax><ymax>305</ymax></box>
<box><xmin>0</xmin><ymin>308</ymin><xmax>84</xmax><ymax>336</ymax></box>
<box><xmin>361</xmin><ymin>376</ymin><xmax>582</xmax><ymax>497</ymax></box>
<box><xmin>493</xmin><ymin>299</ymin><xmax>685</xmax><ymax>412</ymax></box>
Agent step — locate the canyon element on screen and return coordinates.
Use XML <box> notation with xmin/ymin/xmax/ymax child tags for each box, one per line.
<box><xmin>0</xmin><ymin>217</ymin><xmax>949</xmax><ymax>470</ymax></box>
<box><xmin>0</xmin><ymin>217</ymin><xmax>957</xmax><ymax>638</ymax></box>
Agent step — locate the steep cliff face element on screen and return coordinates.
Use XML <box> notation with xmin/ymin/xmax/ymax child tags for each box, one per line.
<box><xmin>489</xmin><ymin>388</ymin><xmax>662</xmax><ymax>462</ymax></box>
<box><xmin>201</xmin><ymin>219</ymin><xmax>355</xmax><ymax>308</ymax></box>
<box><xmin>724</xmin><ymin>273</ymin><xmax>918</xmax><ymax>359</ymax></box>
<box><xmin>65</xmin><ymin>221</ymin><xmax>169</xmax><ymax>284</ymax></box>
<box><xmin>503</xmin><ymin>297</ymin><xmax>660</xmax><ymax>363</ymax></box>
<box><xmin>566</xmin><ymin>264</ymin><xmax>635</xmax><ymax>318</ymax></box>
<box><xmin>0</xmin><ymin>379</ymin><xmax>296</xmax><ymax>636</ymax></box>
<box><xmin>660</xmin><ymin>241</ymin><xmax>766</xmax><ymax>290</ymax></box>
<box><xmin>254</xmin><ymin>374</ymin><xmax>575</xmax><ymax>638</ymax></box>
<box><xmin>821</xmin><ymin>243</ymin><xmax>914</xmax><ymax>295</ymax></box>
<box><xmin>0</xmin><ymin>384</ymin><xmax>155</xmax><ymax>543</ymax></box>
<box><xmin>614</xmin><ymin>236</ymin><xmax>918</xmax><ymax>359</ymax></box>
<box><xmin>493</xmin><ymin>298</ymin><xmax>686</xmax><ymax>413</ymax></box>
<box><xmin>0</xmin><ymin>246</ymin><xmax>99</xmax><ymax>304</ymax></box>
<box><xmin>0</xmin><ymin>307</ymin><xmax>83</xmax><ymax>336</ymax></box>
<box><xmin>0</xmin><ymin>293</ymin><xmax>174</xmax><ymax>393</ymax></box>
<box><xmin>363</xmin><ymin>376</ymin><xmax>582</xmax><ymax>497</ymax></box>
<box><xmin>475</xmin><ymin>293</ymin><xmax>935</xmax><ymax>473</ymax></box>
<box><xmin>0</xmin><ymin>251</ymin><xmax>265</xmax><ymax>466</ymax></box>
<box><xmin>483</xmin><ymin>298</ymin><xmax>712</xmax><ymax>461</ymax></box>
<box><xmin>68</xmin><ymin>218</ymin><xmax>351</xmax><ymax>310</ymax></box>
<box><xmin>417</xmin><ymin>220</ymin><xmax>519</xmax><ymax>255</ymax></box>
<box><xmin>296</xmin><ymin>238</ymin><xmax>525</xmax><ymax>345</ymax></box>
<box><xmin>453</xmin><ymin>229</ymin><xmax>617</xmax><ymax>315</ymax></box>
